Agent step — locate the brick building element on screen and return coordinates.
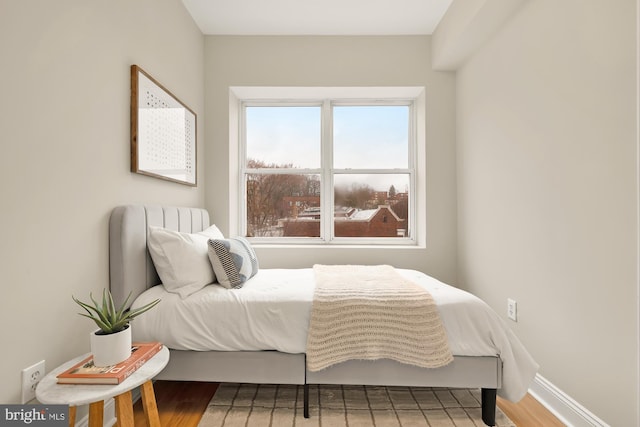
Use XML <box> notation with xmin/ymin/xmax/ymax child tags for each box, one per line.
<box><xmin>281</xmin><ymin>196</ymin><xmax>320</xmax><ymax>218</ymax></box>
<box><xmin>282</xmin><ymin>205</ymin><xmax>405</xmax><ymax>237</ymax></box>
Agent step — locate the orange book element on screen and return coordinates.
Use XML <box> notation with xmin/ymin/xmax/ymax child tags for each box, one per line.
<box><xmin>56</xmin><ymin>342</ymin><xmax>163</xmax><ymax>384</ymax></box>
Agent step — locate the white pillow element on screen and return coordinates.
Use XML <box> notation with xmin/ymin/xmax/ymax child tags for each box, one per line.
<box><xmin>147</xmin><ymin>225</ymin><xmax>224</xmax><ymax>298</ymax></box>
<box><xmin>198</xmin><ymin>224</ymin><xmax>225</xmax><ymax>240</ymax></box>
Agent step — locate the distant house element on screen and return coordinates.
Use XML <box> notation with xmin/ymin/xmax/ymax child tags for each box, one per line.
<box><xmin>282</xmin><ymin>205</ymin><xmax>405</xmax><ymax>237</ymax></box>
<box><xmin>281</xmin><ymin>196</ymin><xmax>320</xmax><ymax>218</ymax></box>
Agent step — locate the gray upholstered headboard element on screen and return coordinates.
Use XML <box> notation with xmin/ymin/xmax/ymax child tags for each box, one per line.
<box><xmin>109</xmin><ymin>205</ymin><xmax>210</xmax><ymax>306</ymax></box>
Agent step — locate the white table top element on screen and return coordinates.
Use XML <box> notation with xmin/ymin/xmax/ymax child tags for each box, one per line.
<box><xmin>36</xmin><ymin>346</ymin><xmax>169</xmax><ymax>406</ymax></box>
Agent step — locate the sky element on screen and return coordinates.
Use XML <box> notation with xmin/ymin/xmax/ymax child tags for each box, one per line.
<box><xmin>245</xmin><ymin>105</ymin><xmax>410</xmax><ymax>192</ymax></box>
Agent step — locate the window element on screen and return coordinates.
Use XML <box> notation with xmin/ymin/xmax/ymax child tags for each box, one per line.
<box><xmin>232</xmin><ymin>87</ymin><xmax>425</xmax><ymax>246</ymax></box>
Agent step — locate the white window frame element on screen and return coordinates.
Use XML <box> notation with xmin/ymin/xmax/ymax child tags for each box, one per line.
<box><xmin>229</xmin><ymin>87</ymin><xmax>426</xmax><ymax>248</ymax></box>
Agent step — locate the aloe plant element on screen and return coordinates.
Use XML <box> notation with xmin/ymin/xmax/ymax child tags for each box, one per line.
<box><xmin>73</xmin><ymin>289</ymin><xmax>160</xmax><ymax>335</ymax></box>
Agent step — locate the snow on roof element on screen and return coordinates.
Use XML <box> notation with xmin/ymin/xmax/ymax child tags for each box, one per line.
<box><xmin>349</xmin><ymin>209</ymin><xmax>377</xmax><ymax>220</ymax></box>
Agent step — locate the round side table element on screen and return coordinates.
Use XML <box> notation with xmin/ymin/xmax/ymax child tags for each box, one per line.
<box><xmin>36</xmin><ymin>346</ymin><xmax>169</xmax><ymax>427</ymax></box>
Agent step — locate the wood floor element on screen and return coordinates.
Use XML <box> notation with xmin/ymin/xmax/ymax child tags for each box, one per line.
<box><xmin>133</xmin><ymin>380</ymin><xmax>565</xmax><ymax>427</ymax></box>
<box><xmin>497</xmin><ymin>395</ymin><xmax>565</xmax><ymax>427</ymax></box>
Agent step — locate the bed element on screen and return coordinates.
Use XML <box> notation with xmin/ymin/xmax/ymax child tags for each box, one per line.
<box><xmin>109</xmin><ymin>205</ymin><xmax>538</xmax><ymax>426</ymax></box>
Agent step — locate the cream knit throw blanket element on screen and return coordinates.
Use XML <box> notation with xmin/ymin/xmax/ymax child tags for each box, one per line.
<box><xmin>306</xmin><ymin>265</ymin><xmax>453</xmax><ymax>372</ymax></box>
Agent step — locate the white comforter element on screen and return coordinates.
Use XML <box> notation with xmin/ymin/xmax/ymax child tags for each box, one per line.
<box><xmin>131</xmin><ymin>268</ymin><xmax>538</xmax><ymax>402</ymax></box>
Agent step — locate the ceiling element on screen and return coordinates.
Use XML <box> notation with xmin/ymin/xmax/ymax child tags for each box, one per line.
<box><xmin>181</xmin><ymin>0</ymin><xmax>453</xmax><ymax>35</ymax></box>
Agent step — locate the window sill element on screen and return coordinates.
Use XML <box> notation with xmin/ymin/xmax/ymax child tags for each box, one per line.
<box><xmin>250</xmin><ymin>242</ymin><xmax>426</xmax><ymax>250</ymax></box>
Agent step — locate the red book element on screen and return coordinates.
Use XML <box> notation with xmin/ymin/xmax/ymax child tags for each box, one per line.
<box><xmin>56</xmin><ymin>342</ymin><xmax>163</xmax><ymax>385</ymax></box>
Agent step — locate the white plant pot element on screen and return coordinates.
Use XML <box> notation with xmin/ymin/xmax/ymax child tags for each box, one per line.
<box><xmin>90</xmin><ymin>325</ymin><xmax>132</xmax><ymax>367</ymax></box>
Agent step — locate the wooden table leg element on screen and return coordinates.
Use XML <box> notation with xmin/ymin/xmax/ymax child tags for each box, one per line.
<box><xmin>140</xmin><ymin>380</ymin><xmax>161</xmax><ymax>427</ymax></box>
<box><xmin>114</xmin><ymin>390</ymin><xmax>135</xmax><ymax>427</ymax></box>
<box><xmin>88</xmin><ymin>401</ymin><xmax>104</xmax><ymax>427</ymax></box>
<box><xmin>68</xmin><ymin>406</ymin><xmax>77</xmax><ymax>427</ymax></box>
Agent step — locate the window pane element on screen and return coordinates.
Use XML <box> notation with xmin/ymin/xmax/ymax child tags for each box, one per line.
<box><xmin>246</xmin><ymin>173</ymin><xmax>321</xmax><ymax>237</ymax></box>
<box><xmin>246</xmin><ymin>106</ymin><xmax>321</xmax><ymax>169</ymax></box>
<box><xmin>333</xmin><ymin>106</ymin><xmax>409</xmax><ymax>169</ymax></box>
<box><xmin>334</xmin><ymin>174</ymin><xmax>409</xmax><ymax>238</ymax></box>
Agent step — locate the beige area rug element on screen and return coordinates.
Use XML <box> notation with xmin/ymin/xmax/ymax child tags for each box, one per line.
<box><xmin>198</xmin><ymin>383</ymin><xmax>515</xmax><ymax>427</ymax></box>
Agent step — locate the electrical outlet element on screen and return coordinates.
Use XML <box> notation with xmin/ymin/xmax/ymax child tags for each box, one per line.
<box><xmin>507</xmin><ymin>298</ymin><xmax>517</xmax><ymax>322</ymax></box>
<box><xmin>21</xmin><ymin>360</ymin><xmax>45</xmax><ymax>404</ymax></box>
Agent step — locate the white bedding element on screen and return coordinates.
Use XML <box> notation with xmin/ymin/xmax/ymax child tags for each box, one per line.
<box><xmin>131</xmin><ymin>268</ymin><xmax>538</xmax><ymax>401</ymax></box>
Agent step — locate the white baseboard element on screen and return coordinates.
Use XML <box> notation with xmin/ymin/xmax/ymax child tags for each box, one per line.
<box><xmin>529</xmin><ymin>374</ymin><xmax>609</xmax><ymax>427</ymax></box>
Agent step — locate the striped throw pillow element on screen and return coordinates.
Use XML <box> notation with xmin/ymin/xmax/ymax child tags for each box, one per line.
<box><xmin>207</xmin><ymin>237</ymin><xmax>259</xmax><ymax>289</ymax></box>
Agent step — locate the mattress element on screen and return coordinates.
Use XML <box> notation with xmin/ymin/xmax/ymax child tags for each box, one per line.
<box><xmin>130</xmin><ymin>268</ymin><xmax>538</xmax><ymax>401</ymax></box>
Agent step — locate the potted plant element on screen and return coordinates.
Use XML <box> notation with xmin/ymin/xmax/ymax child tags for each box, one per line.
<box><xmin>73</xmin><ymin>289</ymin><xmax>160</xmax><ymax>367</ymax></box>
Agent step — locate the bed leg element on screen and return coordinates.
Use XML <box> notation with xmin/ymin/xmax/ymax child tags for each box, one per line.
<box><xmin>303</xmin><ymin>384</ymin><xmax>310</xmax><ymax>418</ymax></box>
<box><xmin>481</xmin><ymin>388</ymin><xmax>497</xmax><ymax>426</ymax></box>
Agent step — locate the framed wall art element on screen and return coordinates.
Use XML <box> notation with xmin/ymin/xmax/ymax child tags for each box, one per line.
<box><xmin>130</xmin><ymin>65</ymin><xmax>197</xmax><ymax>186</ymax></box>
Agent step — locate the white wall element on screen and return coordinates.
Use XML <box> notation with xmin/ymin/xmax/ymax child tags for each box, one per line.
<box><xmin>455</xmin><ymin>1</ymin><xmax>638</xmax><ymax>425</ymax></box>
<box><xmin>0</xmin><ymin>0</ymin><xmax>204</xmax><ymax>404</ymax></box>
<box><xmin>204</xmin><ymin>36</ymin><xmax>458</xmax><ymax>282</ymax></box>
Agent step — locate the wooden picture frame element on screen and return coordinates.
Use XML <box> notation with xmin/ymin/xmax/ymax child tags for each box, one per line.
<box><xmin>130</xmin><ymin>65</ymin><xmax>197</xmax><ymax>186</ymax></box>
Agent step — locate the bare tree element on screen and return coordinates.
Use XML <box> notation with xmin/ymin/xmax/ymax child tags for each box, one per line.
<box><xmin>246</xmin><ymin>159</ymin><xmax>319</xmax><ymax>236</ymax></box>
<box><xmin>335</xmin><ymin>182</ymin><xmax>375</xmax><ymax>209</ymax></box>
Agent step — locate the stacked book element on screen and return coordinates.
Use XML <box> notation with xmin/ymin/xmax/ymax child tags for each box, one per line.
<box><xmin>56</xmin><ymin>342</ymin><xmax>163</xmax><ymax>384</ymax></box>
